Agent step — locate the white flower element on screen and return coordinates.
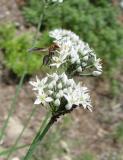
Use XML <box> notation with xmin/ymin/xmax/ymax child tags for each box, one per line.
<box><xmin>50</xmin><ymin>54</ymin><xmax>66</xmax><ymax>68</ymax></box>
<box><xmin>71</xmin><ymin>50</ymin><xmax>79</xmax><ymax>64</ymax></box>
<box><xmin>29</xmin><ymin>76</ymin><xmax>47</xmax><ymax>91</ymax></box>
<box><xmin>93</xmin><ymin>57</ymin><xmax>102</xmax><ymax>71</ymax></box>
<box><xmin>64</xmin><ymin>88</ymin><xmax>79</xmax><ymax>109</ymax></box>
<box><xmin>30</xmin><ymin>72</ymin><xmax>92</xmax><ymax>112</ymax></box>
<box><xmin>49</xmin><ymin>29</ymin><xmax>102</xmax><ymax>75</ymax></box>
<box><xmin>63</xmin><ymin>83</ymin><xmax>92</xmax><ymax>111</ymax></box>
<box><xmin>34</xmin><ymin>90</ymin><xmax>53</xmax><ymax>105</ymax></box>
<box><xmin>47</xmin><ymin>73</ymin><xmax>59</xmax><ymax>82</ymax></box>
<box><xmin>49</xmin><ymin>29</ymin><xmax>63</xmax><ymax>40</ymax></box>
<box><xmin>67</xmin><ymin>78</ymin><xmax>75</xmax><ymax>87</ymax></box>
<box><xmin>82</xmin><ymin>43</ymin><xmax>93</xmax><ymax>56</ymax></box>
<box><xmin>76</xmin><ymin>84</ymin><xmax>92</xmax><ymax>111</ymax></box>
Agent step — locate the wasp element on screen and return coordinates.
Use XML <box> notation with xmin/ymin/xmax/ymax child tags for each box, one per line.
<box><xmin>29</xmin><ymin>43</ymin><xmax>59</xmax><ymax>65</ymax></box>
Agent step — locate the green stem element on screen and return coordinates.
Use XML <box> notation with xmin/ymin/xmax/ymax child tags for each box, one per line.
<box><xmin>85</xmin><ymin>64</ymin><xmax>94</xmax><ymax>69</ymax></box>
<box><xmin>23</xmin><ymin>113</ymin><xmax>53</xmax><ymax>160</ymax></box>
<box><xmin>31</xmin><ymin>0</ymin><xmax>46</xmax><ymax>48</ymax></box>
<box><xmin>0</xmin><ymin>144</ymin><xmax>29</xmax><ymax>157</ymax></box>
<box><xmin>79</xmin><ymin>73</ymin><xmax>93</xmax><ymax>76</ymax></box>
<box><xmin>6</xmin><ymin>106</ymin><xmax>37</xmax><ymax>159</ymax></box>
<box><xmin>0</xmin><ymin>71</ymin><xmax>26</xmax><ymax>140</ymax></box>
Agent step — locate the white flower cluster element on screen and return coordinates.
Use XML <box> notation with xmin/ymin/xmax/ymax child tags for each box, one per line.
<box><xmin>49</xmin><ymin>29</ymin><xmax>102</xmax><ymax>76</ymax></box>
<box><xmin>29</xmin><ymin>73</ymin><xmax>92</xmax><ymax>112</ymax></box>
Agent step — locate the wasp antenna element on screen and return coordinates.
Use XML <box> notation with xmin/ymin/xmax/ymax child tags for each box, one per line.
<box><xmin>28</xmin><ymin>47</ymin><xmax>48</xmax><ymax>53</ymax></box>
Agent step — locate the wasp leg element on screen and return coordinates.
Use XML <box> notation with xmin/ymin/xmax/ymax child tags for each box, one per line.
<box><xmin>43</xmin><ymin>55</ymin><xmax>50</xmax><ymax>65</ymax></box>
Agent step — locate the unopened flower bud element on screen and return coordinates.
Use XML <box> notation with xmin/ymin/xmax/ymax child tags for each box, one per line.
<box><xmin>76</xmin><ymin>59</ymin><xmax>80</xmax><ymax>64</ymax></box>
<box><xmin>58</xmin><ymin>82</ymin><xmax>62</xmax><ymax>89</ymax></box>
<box><xmin>83</xmin><ymin>55</ymin><xmax>88</xmax><ymax>61</ymax></box>
<box><xmin>52</xmin><ymin>80</ymin><xmax>56</xmax><ymax>86</ymax></box>
<box><xmin>59</xmin><ymin>90</ymin><xmax>63</xmax><ymax>97</ymax></box>
<box><xmin>71</xmin><ymin>58</ymin><xmax>76</xmax><ymax>64</ymax></box>
<box><xmin>77</xmin><ymin>66</ymin><xmax>82</xmax><ymax>72</ymax></box>
<box><xmin>48</xmin><ymin>90</ymin><xmax>53</xmax><ymax>95</ymax></box>
<box><xmin>48</xmin><ymin>83</ymin><xmax>54</xmax><ymax>89</ymax></box>
<box><xmin>65</xmin><ymin>104</ymin><xmax>72</xmax><ymax>110</ymax></box>
<box><xmin>82</xmin><ymin>62</ymin><xmax>87</xmax><ymax>67</ymax></box>
<box><xmin>92</xmin><ymin>71</ymin><xmax>102</xmax><ymax>76</ymax></box>
<box><xmin>63</xmin><ymin>88</ymin><xmax>68</xmax><ymax>93</ymax></box>
<box><xmin>56</xmin><ymin>93</ymin><xmax>61</xmax><ymax>99</ymax></box>
<box><xmin>54</xmin><ymin>99</ymin><xmax>60</xmax><ymax>106</ymax></box>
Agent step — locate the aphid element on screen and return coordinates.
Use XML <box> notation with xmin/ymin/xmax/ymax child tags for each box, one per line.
<box><xmin>29</xmin><ymin>43</ymin><xmax>59</xmax><ymax>65</ymax></box>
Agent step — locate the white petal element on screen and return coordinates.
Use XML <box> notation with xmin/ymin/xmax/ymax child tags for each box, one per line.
<box><xmin>45</xmin><ymin>97</ymin><xmax>53</xmax><ymax>102</ymax></box>
<box><xmin>36</xmin><ymin>76</ymin><xmax>40</xmax><ymax>83</ymax></box>
<box><xmin>34</xmin><ymin>98</ymin><xmax>41</xmax><ymax>105</ymax></box>
<box><xmin>29</xmin><ymin>81</ymin><xmax>37</xmax><ymax>87</ymax></box>
<box><xmin>42</xmin><ymin>77</ymin><xmax>48</xmax><ymax>84</ymax></box>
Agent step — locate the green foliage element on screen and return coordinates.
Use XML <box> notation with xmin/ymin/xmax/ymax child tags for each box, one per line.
<box><xmin>0</xmin><ymin>24</ymin><xmax>47</xmax><ymax>77</ymax></box>
<box><xmin>4</xmin><ymin>34</ymin><xmax>42</xmax><ymax>77</ymax></box>
<box><xmin>22</xmin><ymin>0</ymin><xmax>123</xmax><ymax>73</ymax></box>
<box><xmin>36</xmin><ymin>31</ymin><xmax>52</xmax><ymax>48</ymax></box>
<box><xmin>22</xmin><ymin>0</ymin><xmax>43</xmax><ymax>26</ymax></box>
<box><xmin>0</xmin><ymin>24</ymin><xmax>16</xmax><ymax>47</ymax></box>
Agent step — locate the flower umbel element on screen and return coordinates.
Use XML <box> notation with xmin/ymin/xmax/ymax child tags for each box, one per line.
<box><xmin>48</xmin><ymin>29</ymin><xmax>102</xmax><ymax>76</ymax></box>
<box><xmin>30</xmin><ymin>73</ymin><xmax>92</xmax><ymax>113</ymax></box>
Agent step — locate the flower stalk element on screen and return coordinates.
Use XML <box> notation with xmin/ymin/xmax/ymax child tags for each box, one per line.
<box><xmin>23</xmin><ymin>120</ymin><xmax>52</xmax><ymax>160</ymax></box>
<box><xmin>23</xmin><ymin>106</ymin><xmax>75</xmax><ymax>160</ymax></box>
<box><xmin>23</xmin><ymin>112</ymin><xmax>54</xmax><ymax>160</ymax></box>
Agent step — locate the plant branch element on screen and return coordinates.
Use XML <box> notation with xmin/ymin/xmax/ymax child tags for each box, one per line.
<box><xmin>23</xmin><ymin>112</ymin><xmax>52</xmax><ymax>160</ymax></box>
<box><xmin>0</xmin><ymin>144</ymin><xmax>29</xmax><ymax>157</ymax></box>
